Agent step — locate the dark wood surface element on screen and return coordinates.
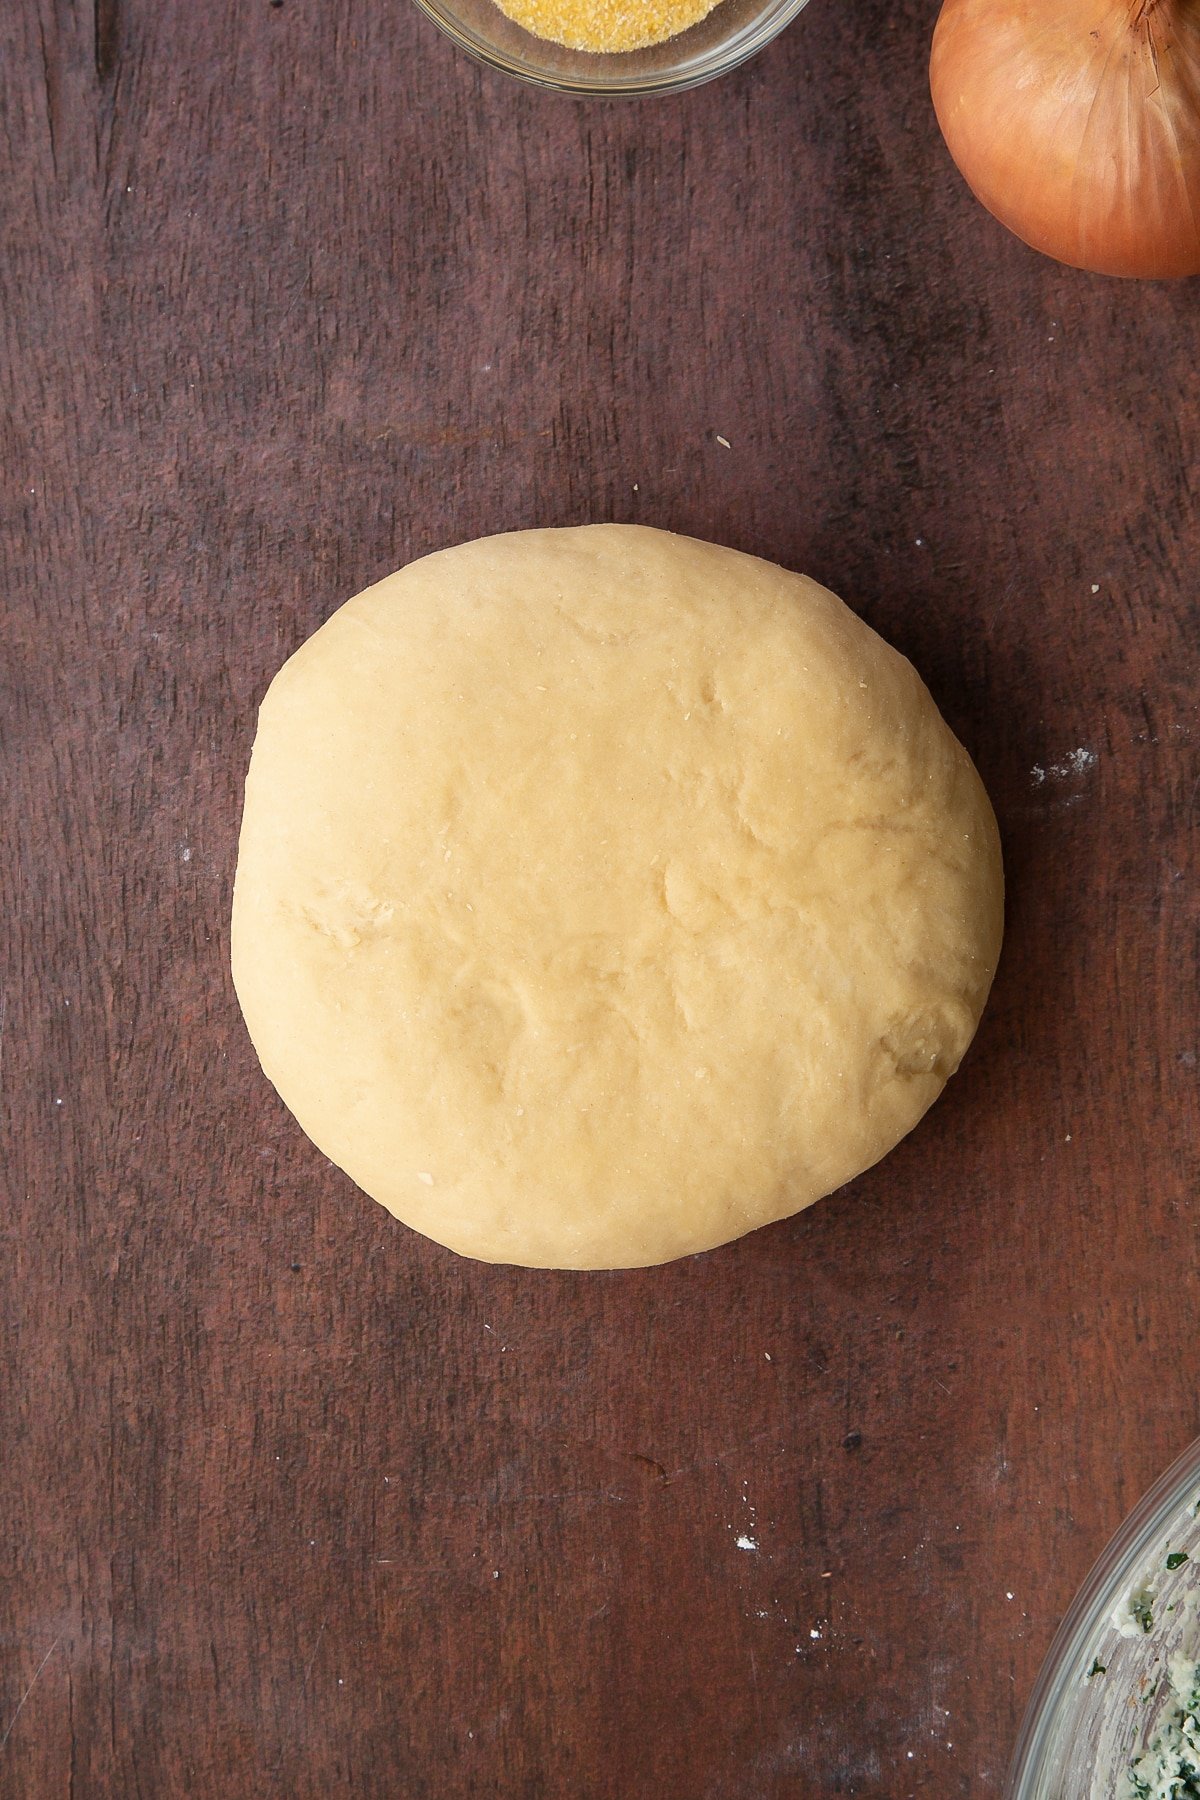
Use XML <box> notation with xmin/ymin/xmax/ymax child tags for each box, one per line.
<box><xmin>4</xmin><ymin>0</ymin><xmax>1200</xmax><ymax>1793</ymax></box>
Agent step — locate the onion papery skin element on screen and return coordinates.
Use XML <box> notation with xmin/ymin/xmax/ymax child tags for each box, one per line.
<box><xmin>930</xmin><ymin>0</ymin><xmax>1200</xmax><ymax>278</ymax></box>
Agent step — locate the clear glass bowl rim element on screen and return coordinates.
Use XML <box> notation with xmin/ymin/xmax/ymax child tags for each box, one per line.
<box><xmin>1006</xmin><ymin>1432</ymin><xmax>1200</xmax><ymax>1797</ymax></box>
<box><xmin>409</xmin><ymin>0</ymin><xmax>812</xmax><ymax>95</ymax></box>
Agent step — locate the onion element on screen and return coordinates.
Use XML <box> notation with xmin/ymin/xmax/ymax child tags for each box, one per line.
<box><xmin>930</xmin><ymin>0</ymin><xmax>1200</xmax><ymax>278</ymax></box>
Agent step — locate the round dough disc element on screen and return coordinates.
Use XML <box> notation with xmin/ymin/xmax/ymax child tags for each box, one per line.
<box><xmin>232</xmin><ymin>526</ymin><xmax>1002</xmax><ymax>1268</ymax></box>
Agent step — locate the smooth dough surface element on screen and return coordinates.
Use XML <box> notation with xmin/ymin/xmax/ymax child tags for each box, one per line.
<box><xmin>232</xmin><ymin>526</ymin><xmax>1003</xmax><ymax>1268</ymax></box>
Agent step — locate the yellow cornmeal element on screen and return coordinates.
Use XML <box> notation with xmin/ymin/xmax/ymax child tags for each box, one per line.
<box><xmin>493</xmin><ymin>0</ymin><xmax>721</xmax><ymax>51</ymax></box>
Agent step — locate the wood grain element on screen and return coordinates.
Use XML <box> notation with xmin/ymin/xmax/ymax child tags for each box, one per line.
<box><xmin>3</xmin><ymin>0</ymin><xmax>1200</xmax><ymax>1793</ymax></box>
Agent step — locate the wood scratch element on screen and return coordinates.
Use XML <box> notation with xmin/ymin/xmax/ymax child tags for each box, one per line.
<box><xmin>420</xmin><ymin>1488</ymin><xmax>628</xmax><ymax>1508</ymax></box>
<box><xmin>299</xmin><ymin>1620</ymin><xmax>326</xmax><ymax>1697</ymax></box>
<box><xmin>747</xmin><ymin>1645</ymin><xmax>765</xmax><ymax>1736</ymax></box>
<box><xmin>0</xmin><ymin>1638</ymin><xmax>60</xmax><ymax>1754</ymax></box>
<box><xmin>662</xmin><ymin>1426</ymin><xmax>785</xmax><ymax>1484</ymax></box>
<box><xmin>94</xmin><ymin>0</ymin><xmax>120</xmax><ymax>84</ymax></box>
<box><xmin>37</xmin><ymin>19</ymin><xmax>59</xmax><ymax>181</ymax></box>
<box><xmin>272</xmin><ymin>1620</ymin><xmax>326</xmax><ymax>1777</ymax></box>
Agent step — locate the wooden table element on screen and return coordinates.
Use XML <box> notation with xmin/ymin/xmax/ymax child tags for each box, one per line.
<box><xmin>5</xmin><ymin>0</ymin><xmax>1199</xmax><ymax>1793</ymax></box>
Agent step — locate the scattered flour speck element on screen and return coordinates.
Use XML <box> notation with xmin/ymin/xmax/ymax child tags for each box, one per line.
<box><xmin>1032</xmin><ymin>747</ymin><xmax>1097</xmax><ymax>788</ymax></box>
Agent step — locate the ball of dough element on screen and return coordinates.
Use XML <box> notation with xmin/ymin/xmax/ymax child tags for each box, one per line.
<box><xmin>232</xmin><ymin>526</ymin><xmax>1002</xmax><ymax>1269</ymax></box>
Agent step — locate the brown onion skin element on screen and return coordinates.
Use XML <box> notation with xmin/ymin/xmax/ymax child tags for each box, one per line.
<box><xmin>930</xmin><ymin>0</ymin><xmax>1200</xmax><ymax>278</ymax></box>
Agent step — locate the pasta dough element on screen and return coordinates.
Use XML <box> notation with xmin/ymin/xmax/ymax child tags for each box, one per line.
<box><xmin>231</xmin><ymin>526</ymin><xmax>1002</xmax><ymax>1268</ymax></box>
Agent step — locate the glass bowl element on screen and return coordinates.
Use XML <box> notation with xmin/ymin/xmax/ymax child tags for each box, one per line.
<box><xmin>409</xmin><ymin>0</ymin><xmax>812</xmax><ymax>95</ymax></box>
<box><xmin>1007</xmin><ymin>1434</ymin><xmax>1200</xmax><ymax>1798</ymax></box>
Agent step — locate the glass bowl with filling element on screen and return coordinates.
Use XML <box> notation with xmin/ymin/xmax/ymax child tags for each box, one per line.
<box><xmin>1007</xmin><ymin>1435</ymin><xmax>1200</xmax><ymax>1798</ymax></box>
<box><xmin>409</xmin><ymin>0</ymin><xmax>811</xmax><ymax>94</ymax></box>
